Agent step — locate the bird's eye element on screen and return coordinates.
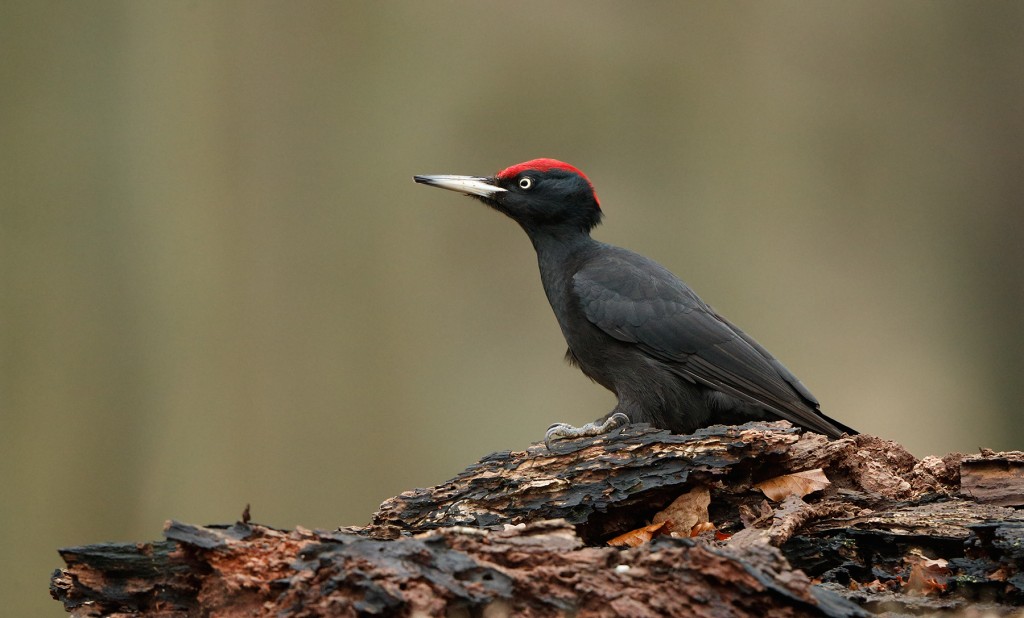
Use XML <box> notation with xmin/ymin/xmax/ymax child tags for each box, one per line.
<box><xmin>518</xmin><ymin>177</ymin><xmax>534</xmax><ymax>190</ymax></box>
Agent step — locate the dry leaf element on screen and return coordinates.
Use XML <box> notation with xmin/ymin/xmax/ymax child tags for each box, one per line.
<box><xmin>858</xmin><ymin>579</ymin><xmax>890</xmax><ymax>593</ymax></box>
<box><xmin>607</xmin><ymin>521</ymin><xmax>667</xmax><ymax>547</ymax></box>
<box><xmin>904</xmin><ymin>558</ymin><xmax>951</xmax><ymax>595</ymax></box>
<box><xmin>652</xmin><ymin>486</ymin><xmax>710</xmax><ymax>533</ymax></box>
<box><xmin>920</xmin><ymin>558</ymin><xmax>949</xmax><ymax>571</ymax></box>
<box><xmin>755</xmin><ymin>469</ymin><xmax>830</xmax><ymax>501</ymax></box>
<box><xmin>690</xmin><ymin>522</ymin><xmax>717</xmax><ymax>537</ymax></box>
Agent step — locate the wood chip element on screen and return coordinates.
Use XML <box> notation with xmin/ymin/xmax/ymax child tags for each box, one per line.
<box><xmin>755</xmin><ymin>469</ymin><xmax>830</xmax><ymax>501</ymax></box>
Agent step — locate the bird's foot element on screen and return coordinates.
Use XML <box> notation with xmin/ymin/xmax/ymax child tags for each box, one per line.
<box><xmin>544</xmin><ymin>413</ymin><xmax>630</xmax><ymax>451</ymax></box>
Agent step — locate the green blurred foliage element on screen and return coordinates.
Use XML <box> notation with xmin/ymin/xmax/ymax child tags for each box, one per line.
<box><xmin>2</xmin><ymin>2</ymin><xmax>1022</xmax><ymax>615</ymax></box>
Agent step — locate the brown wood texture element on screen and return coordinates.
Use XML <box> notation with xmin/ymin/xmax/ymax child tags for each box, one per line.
<box><xmin>51</xmin><ymin>422</ymin><xmax>1024</xmax><ymax>617</ymax></box>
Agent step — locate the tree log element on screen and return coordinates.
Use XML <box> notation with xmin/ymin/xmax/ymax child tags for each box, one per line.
<box><xmin>50</xmin><ymin>422</ymin><xmax>1024</xmax><ymax>617</ymax></box>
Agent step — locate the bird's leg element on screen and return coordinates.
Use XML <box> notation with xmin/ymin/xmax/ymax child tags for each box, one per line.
<box><xmin>544</xmin><ymin>412</ymin><xmax>630</xmax><ymax>450</ymax></box>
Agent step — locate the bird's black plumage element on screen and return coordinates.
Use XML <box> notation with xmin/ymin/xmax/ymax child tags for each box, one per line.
<box><xmin>414</xmin><ymin>159</ymin><xmax>855</xmax><ymax>440</ymax></box>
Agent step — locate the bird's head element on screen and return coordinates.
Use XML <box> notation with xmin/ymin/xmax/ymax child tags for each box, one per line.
<box><xmin>415</xmin><ymin>158</ymin><xmax>602</xmax><ymax>235</ymax></box>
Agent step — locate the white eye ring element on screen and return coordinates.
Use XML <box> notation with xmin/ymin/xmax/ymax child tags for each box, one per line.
<box><xmin>518</xmin><ymin>177</ymin><xmax>534</xmax><ymax>190</ymax></box>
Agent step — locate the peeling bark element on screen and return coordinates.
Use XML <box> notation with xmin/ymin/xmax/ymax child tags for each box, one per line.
<box><xmin>51</xmin><ymin>422</ymin><xmax>1024</xmax><ymax>617</ymax></box>
<box><xmin>960</xmin><ymin>450</ymin><xmax>1024</xmax><ymax>507</ymax></box>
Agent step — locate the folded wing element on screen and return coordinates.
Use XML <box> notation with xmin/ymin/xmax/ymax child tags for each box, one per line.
<box><xmin>572</xmin><ymin>250</ymin><xmax>850</xmax><ymax>438</ymax></box>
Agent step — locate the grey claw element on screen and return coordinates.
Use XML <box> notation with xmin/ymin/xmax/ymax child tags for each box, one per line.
<box><xmin>605</xmin><ymin>413</ymin><xmax>630</xmax><ymax>429</ymax></box>
<box><xmin>544</xmin><ymin>413</ymin><xmax>631</xmax><ymax>451</ymax></box>
<box><xmin>544</xmin><ymin>424</ymin><xmax>570</xmax><ymax>451</ymax></box>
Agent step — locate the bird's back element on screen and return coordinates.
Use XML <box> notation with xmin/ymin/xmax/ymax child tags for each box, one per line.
<box><xmin>564</xmin><ymin>243</ymin><xmax>853</xmax><ymax>438</ymax></box>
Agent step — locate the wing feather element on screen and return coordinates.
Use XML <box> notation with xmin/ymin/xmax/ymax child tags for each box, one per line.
<box><xmin>572</xmin><ymin>249</ymin><xmax>847</xmax><ymax>436</ymax></box>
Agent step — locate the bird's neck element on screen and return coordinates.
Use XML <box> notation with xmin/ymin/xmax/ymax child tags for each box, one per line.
<box><xmin>528</xmin><ymin>228</ymin><xmax>595</xmax><ymax>264</ymax></box>
<box><xmin>527</xmin><ymin>229</ymin><xmax>598</xmax><ymax>309</ymax></box>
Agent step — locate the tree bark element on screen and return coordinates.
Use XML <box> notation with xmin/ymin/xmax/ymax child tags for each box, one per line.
<box><xmin>51</xmin><ymin>422</ymin><xmax>1024</xmax><ymax>617</ymax></box>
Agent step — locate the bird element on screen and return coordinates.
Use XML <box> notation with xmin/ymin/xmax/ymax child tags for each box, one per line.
<box><xmin>414</xmin><ymin>159</ymin><xmax>856</xmax><ymax>445</ymax></box>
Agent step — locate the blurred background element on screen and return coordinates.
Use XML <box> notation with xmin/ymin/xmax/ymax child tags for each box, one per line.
<box><xmin>3</xmin><ymin>2</ymin><xmax>1023</xmax><ymax>615</ymax></box>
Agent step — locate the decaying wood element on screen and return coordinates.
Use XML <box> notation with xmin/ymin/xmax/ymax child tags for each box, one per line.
<box><xmin>50</xmin><ymin>422</ymin><xmax>1024</xmax><ymax>617</ymax></box>
<box><xmin>961</xmin><ymin>450</ymin><xmax>1024</xmax><ymax>507</ymax></box>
